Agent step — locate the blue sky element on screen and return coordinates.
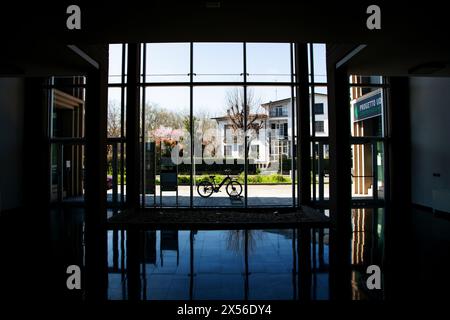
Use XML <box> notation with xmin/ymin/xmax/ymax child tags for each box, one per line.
<box><xmin>108</xmin><ymin>43</ymin><xmax>326</xmax><ymax>116</ymax></box>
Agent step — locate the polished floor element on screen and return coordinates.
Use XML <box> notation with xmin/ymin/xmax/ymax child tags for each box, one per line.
<box><xmin>107</xmin><ymin>228</ymin><xmax>330</xmax><ymax>300</ymax></box>
<box><xmin>1</xmin><ymin>205</ymin><xmax>449</xmax><ymax>302</ymax></box>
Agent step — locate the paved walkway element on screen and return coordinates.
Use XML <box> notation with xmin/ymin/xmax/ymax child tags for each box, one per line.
<box><xmin>108</xmin><ymin>184</ymin><xmax>330</xmax><ymax>207</ymax></box>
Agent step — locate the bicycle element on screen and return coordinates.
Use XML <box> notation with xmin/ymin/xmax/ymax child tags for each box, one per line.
<box><xmin>197</xmin><ymin>169</ymin><xmax>243</xmax><ymax>198</ymax></box>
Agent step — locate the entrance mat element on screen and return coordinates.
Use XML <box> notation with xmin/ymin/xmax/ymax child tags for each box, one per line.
<box><xmin>107</xmin><ymin>206</ymin><xmax>330</xmax><ymax>229</ymax></box>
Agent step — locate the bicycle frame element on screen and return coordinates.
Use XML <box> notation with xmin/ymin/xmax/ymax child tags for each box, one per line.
<box><xmin>211</xmin><ymin>175</ymin><xmax>232</xmax><ymax>192</ymax></box>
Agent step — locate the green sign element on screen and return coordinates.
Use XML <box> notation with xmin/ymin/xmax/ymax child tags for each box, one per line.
<box><xmin>354</xmin><ymin>90</ymin><xmax>382</xmax><ymax>122</ymax></box>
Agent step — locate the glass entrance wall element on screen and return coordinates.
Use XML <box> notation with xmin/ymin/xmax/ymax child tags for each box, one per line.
<box><xmin>108</xmin><ymin>44</ymin><xmax>128</xmax><ymax>209</ymax></box>
<box><xmin>246</xmin><ymin>86</ymin><xmax>294</xmax><ymax>207</ymax></box>
<box><xmin>47</xmin><ymin>76</ymin><xmax>86</xmax><ymax>204</ymax></box>
<box><xmin>193</xmin><ymin>86</ymin><xmax>244</xmax><ymax>207</ymax></box>
<box><xmin>138</xmin><ymin>42</ymin><xmax>306</xmax><ymax>208</ymax></box>
<box><xmin>349</xmin><ymin>77</ymin><xmax>388</xmax><ymax>202</ymax></box>
<box><xmin>308</xmin><ymin>43</ymin><xmax>330</xmax><ymax>204</ymax></box>
<box><xmin>106</xmin><ymin>44</ymin><xmax>391</xmax><ymax>208</ymax></box>
<box><xmin>143</xmin><ymin>86</ymin><xmax>190</xmax><ymax>207</ymax></box>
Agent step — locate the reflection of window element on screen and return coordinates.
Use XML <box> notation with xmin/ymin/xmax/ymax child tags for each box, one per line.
<box><xmin>224</xmin><ymin>124</ymin><xmax>233</xmax><ymax>143</ymax></box>
<box><xmin>224</xmin><ymin>146</ymin><xmax>232</xmax><ymax>157</ymax></box>
<box><xmin>251</xmin><ymin>145</ymin><xmax>259</xmax><ymax>159</ymax></box>
<box><xmin>314</xmin><ymin>103</ymin><xmax>324</xmax><ymax>115</ymax></box>
<box><xmin>271</xmin><ymin>122</ymin><xmax>288</xmax><ymax>138</ymax></box>
<box><xmin>315</xmin><ymin>121</ymin><xmax>324</xmax><ymax>133</ymax></box>
<box><xmin>238</xmin><ymin>145</ymin><xmax>244</xmax><ymax>157</ymax></box>
<box><xmin>270</xmin><ymin>106</ymin><xmax>287</xmax><ymax>117</ymax></box>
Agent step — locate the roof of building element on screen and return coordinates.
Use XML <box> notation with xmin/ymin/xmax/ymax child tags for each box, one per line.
<box><xmin>212</xmin><ymin>114</ymin><xmax>268</xmax><ymax>121</ymax></box>
<box><xmin>261</xmin><ymin>93</ymin><xmax>327</xmax><ymax>108</ymax></box>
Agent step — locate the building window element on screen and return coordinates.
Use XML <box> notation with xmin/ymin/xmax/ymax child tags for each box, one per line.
<box><xmin>251</xmin><ymin>145</ymin><xmax>260</xmax><ymax>159</ymax></box>
<box><xmin>224</xmin><ymin>125</ymin><xmax>232</xmax><ymax>144</ymax></box>
<box><xmin>282</xmin><ymin>143</ymin><xmax>288</xmax><ymax>155</ymax></box>
<box><xmin>315</xmin><ymin>120</ymin><xmax>325</xmax><ymax>133</ymax></box>
<box><xmin>282</xmin><ymin>123</ymin><xmax>288</xmax><ymax>138</ymax></box>
<box><xmin>271</xmin><ymin>122</ymin><xmax>288</xmax><ymax>138</ymax></box>
<box><xmin>238</xmin><ymin>145</ymin><xmax>244</xmax><ymax>157</ymax></box>
<box><xmin>314</xmin><ymin>103</ymin><xmax>324</xmax><ymax>115</ymax></box>
<box><xmin>270</xmin><ymin>105</ymin><xmax>287</xmax><ymax>117</ymax></box>
<box><xmin>224</xmin><ymin>145</ymin><xmax>232</xmax><ymax>157</ymax></box>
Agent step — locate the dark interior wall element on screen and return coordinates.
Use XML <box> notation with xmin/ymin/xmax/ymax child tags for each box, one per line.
<box><xmin>0</xmin><ymin>78</ymin><xmax>24</xmax><ymax>212</ymax></box>
<box><xmin>410</xmin><ymin>77</ymin><xmax>450</xmax><ymax>211</ymax></box>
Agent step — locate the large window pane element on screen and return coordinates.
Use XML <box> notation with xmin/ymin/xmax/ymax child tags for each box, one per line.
<box><xmin>193</xmin><ymin>43</ymin><xmax>243</xmax><ymax>82</ymax></box>
<box><xmin>247</xmin><ymin>86</ymin><xmax>293</xmax><ymax>207</ymax></box>
<box><xmin>193</xmin><ymin>86</ymin><xmax>244</xmax><ymax>207</ymax></box>
<box><xmin>144</xmin><ymin>43</ymin><xmax>190</xmax><ymax>83</ymax></box>
<box><xmin>310</xmin><ymin>86</ymin><xmax>329</xmax><ymax>137</ymax></box>
<box><xmin>351</xmin><ymin>86</ymin><xmax>385</xmax><ymax>137</ymax></box>
<box><xmin>311</xmin><ymin>142</ymin><xmax>330</xmax><ymax>202</ymax></box>
<box><xmin>109</xmin><ymin>44</ymin><xmax>126</xmax><ymax>84</ymax></box>
<box><xmin>246</xmin><ymin>43</ymin><xmax>291</xmax><ymax>82</ymax></box>
<box><xmin>143</xmin><ymin>87</ymin><xmax>190</xmax><ymax>207</ymax></box>
<box><xmin>308</xmin><ymin>43</ymin><xmax>327</xmax><ymax>83</ymax></box>
<box><xmin>50</xmin><ymin>77</ymin><xmax>86</xmax><ymax>139</ymax></box>
<box><xmin>108</xmin><ymin>87</ymin><xmax>126</xmax><ymax>138</ymax></box>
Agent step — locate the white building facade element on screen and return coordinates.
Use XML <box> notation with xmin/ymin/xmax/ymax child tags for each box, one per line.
<box><xmin>213</xmin><ymin>93</ymin><xmax>328</xmax><ymax>169</ymax></box>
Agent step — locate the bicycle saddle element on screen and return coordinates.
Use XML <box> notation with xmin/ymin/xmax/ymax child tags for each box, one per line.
<box><xmin>209</xmin><ymin>175</ymin><xmax>215</xmax><ymax>179</ymax></box>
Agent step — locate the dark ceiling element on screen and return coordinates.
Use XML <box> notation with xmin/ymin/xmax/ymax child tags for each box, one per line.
<box><xmin>1</xmin><ymin>1</ymin><xmax>450</xmax><ymax>76</ymax></box>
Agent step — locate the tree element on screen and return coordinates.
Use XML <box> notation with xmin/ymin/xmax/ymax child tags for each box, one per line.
<box><xmin>107</xmin><ymin>101</ymin><xmax>122</xmax><ymax>138</ymax></box>
<box><xmin>183</xmin><ymin>112</ymin><xmax>218</xmax><ymax>158</ymax></box>
<box><xmin>106</xmin><ymin>102</ymin><xmax>122</xmax><ymax>170</ymax></box>
<box><xmin>144</xmin><ymin>103</ymin><xmax>186</xmax><ymax>140</ymax></box>
<box><xmin>225</xmin><ymin>88</ymin><xmax>266</xmax><ymax>156</ymax></box>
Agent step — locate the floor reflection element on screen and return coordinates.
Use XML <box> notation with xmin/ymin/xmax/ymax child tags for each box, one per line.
<box><xmin>350</xmin><ymin>208</ymin><xmax>385</xmax><ymax>300</ymax></box>
<box><xmin>106</xmin><ymin>228</ymin><xmax>332</xmax><ymax>300</ymax></box>
<box><xmin>39</xmin><ymin>207</ymin><xmax>387</xmax><ymax>301</ymax></box>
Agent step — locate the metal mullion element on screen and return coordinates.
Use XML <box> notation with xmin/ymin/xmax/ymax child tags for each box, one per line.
<box><xmin>58</xmin><ymin>144</ymin><xmax>64</xmax><ymax>203</ymax></box>
<box><xmin>107</xmin><ymin>83</ymin><xmax>127</xmax><ymax>88</ymax></box>
<box><xmin>49</xmin><ymin>137</ymin><xmax>86</xmax><ymax>144</ymax></box>
<box><xmin>294</xmin><ymin>43</ymin><xmax>301</xmax><ymax>207</ymax></box>
<box><xmin>381</xmin><ymin>77</ymin><xmax>389</xmax><ymax>204</ymax></box>
<box><xmin>243</xmin><ymin>42</ymin><xmax>248</xmax><ymax>208</ymax></box>
<box><xmin>139</xmin><ymin>81</ymin><xmax>295</xmax><ymax>87</ymax></box>
<box><xmin>309</xmin><ymin>82</ymin><xmax>328</xmax><ymax>87</ymax></box>
<box><xmin>350</xmin><ymin>136</ymin><xmax>386</xmax><ymax>144</ymax></box>
<box><xmin>349</xmin><ymin>83</ymin><xmax>390</xmax><ymax>89</ymax></box>
<box><xmin>120</xmin><ymin>43</ymin><xmax>126</xmax><ymax>205</ymax></box>
<box><xmin>43</xmin><ymin>83</ymin><xmax>88</xmax><ymax>89</ymax></box>
<box><xmin>372</xmin><ymin>141</ymin><xmax>378</xmax><ymax>201</ymax></box>
<box><xmin>310</xmin><ymin>136</ymin><xmax>330</xmax><ymax>143</ymax></box>
<box><xmin>309</xmin><ymin>44</ymin><xmax>317</xmax><ymax>202</ymax></box>
<box><xmin>318</xmin><ymin>142</ymin><xmax>324</xmax><ymax>202</ymax></box>
<box><xmin>48</xmin><ymin>77</ymin><xmax>55</xmax><ymax>138</ymax></box>
<box><xmin>141</xmin><ymin>43</ymin><xmax>147</xmax><ymax>208</ymax></box>
<box><xmin>190</xmin><ymin>42</ymin><xmax>194</xmax><ymax>208</ymax></box>
<box><xmin>290</xmin><ymin>43</ymin><xmax>296</xmax><ymax>208</ymax></box>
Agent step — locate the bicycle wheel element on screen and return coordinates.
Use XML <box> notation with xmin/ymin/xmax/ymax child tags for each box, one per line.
<box><xmin>226</xmin><ymin>180</ymin><xmax>242</xmax><ymax>198</ymax></box>
<box><xmin>197</xmin><ymin>181</ymin><xmax>214</xmax><ymax>198</ymax></box>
